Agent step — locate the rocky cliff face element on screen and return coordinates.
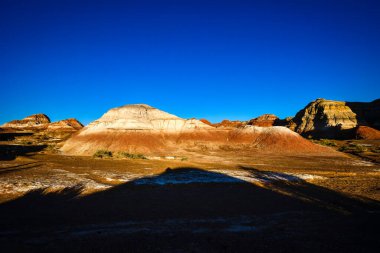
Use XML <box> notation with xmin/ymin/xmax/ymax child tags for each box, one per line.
<box><xmin>346</xmin><ymin>99</ymin><xmax>380</xmax><ymax>130</ymax></box>
<box><xmin>292</xmin><ymin>99</ymin><xmax>358</xmax><ymax>138</ymax></box>
<box><xmin>2</xmin><ymin>114</ymin><xmax>51</xmax><ymax>129</ymax></box>
<box><xmin>248</xmin><ymin>114</ymin><xmax>279</xmax><ymax>127</ymax></box>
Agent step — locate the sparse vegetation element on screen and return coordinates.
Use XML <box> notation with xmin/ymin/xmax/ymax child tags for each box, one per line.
<box><xmin>318</xmin><ymin>139</ymin><xmax>337</xmax><ymax>147</ymax></box>
<box><xmin>116</xmin><ymin>151</ymin><xmax>147</xmax><ymax>159</ymax></box>
<box><xmin>338</xmin><ymin>143</ymin><xmax>367</xmax><ymax>153</ymax></box>
<box><xmin>92</xmin><ymin>150</ymin><xmax>148</xmax><ymax>159</ymax></box>
<box><xmin>93</xmin><ymin>149</ymin><xmax>113</xmax><ymax>158</ymax></box>
<box><xmin>181</xmin><ymin>157</ymin><xmax>188</xmax><ymax>161</ymax></box>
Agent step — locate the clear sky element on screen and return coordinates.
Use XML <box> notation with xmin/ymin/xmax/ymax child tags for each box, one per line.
<box><xmin>1</xmin><ymin>0</ymin><xmax>379</xmax><ymax>125</ymax></box>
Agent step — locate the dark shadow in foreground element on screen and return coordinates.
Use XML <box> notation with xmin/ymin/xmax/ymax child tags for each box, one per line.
<box><xmin>0</xmin><ymin>167</ymin><xmax>379</xmax><ymax>253</ymax></box>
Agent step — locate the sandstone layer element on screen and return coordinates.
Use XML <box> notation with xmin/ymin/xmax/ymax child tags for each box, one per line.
<box><xmin>292</xmin><ymin>99</ymin><xmax>358</xmax><ymax>138</ymax></box>
<box><xmin>291</xmin><ymin>98</ymin><xmax>380</xmax><ymax>139</ymax></box>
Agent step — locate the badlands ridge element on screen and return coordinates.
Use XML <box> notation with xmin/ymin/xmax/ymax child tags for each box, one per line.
<box><xmin>61</xmin><ymin>104</ymin><xmax>334</xmax><ymax>156</ymax></box>
<box><xmin>2</xmin><ymin>98</ymin><xmax>379</xmax><ymax>157</ymax></box>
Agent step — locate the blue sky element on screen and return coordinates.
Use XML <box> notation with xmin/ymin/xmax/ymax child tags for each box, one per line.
<box><xmin>1</xmin><ymin>0</ymin><xmax>379</xmax><ymax>125</ymax></box>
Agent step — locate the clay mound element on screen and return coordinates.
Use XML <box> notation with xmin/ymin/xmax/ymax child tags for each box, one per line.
<box><xmin>248</xmin><ymin>114</ymin><xmax>279</xmax><ymax>127</ymax></box>
<box><xmin>2</xmin><ymin>114</ymin><xmax>51</xmax><ymax>130</ymax></box>
<box><xmin>228</xmin><ymin>126</ymin><xmax>336</xmax><ymax>153</ymax></box>
<box><xmin>355</xmin><ymin>126</ymin><xmax>380</xmax><ymax>140</ymax></box>
<box><xmin>61</xmin><ymin>104</ymin><xmax>214</xmax><ymax>155</ymax></box>
<box><xmin>47</xmin><ymin>118</ymin><xmax>84</xmax><ymax>132</ymax></box>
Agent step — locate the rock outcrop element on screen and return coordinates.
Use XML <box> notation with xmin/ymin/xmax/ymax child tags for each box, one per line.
<box><xmin>46</xmin><ymin>118</ymin><xmax>84</xmax><ymax>132</ymax></box>
<box><xmin>273</xmin><ymin>116</ymin><xmax>297</xmax><ymax>130</ymax></box>
<box><xmin>292</xmin><ymin>99</ymin><xmax>358</xmax><ymax>138</ymax></box>
<box><xmin>346</xmin><ymin>99</ymin><xmax>380</xmax><ymax>130</ymax></box>
<box><xmin>2</xmin><ymin>114</ymin><xmax>51</xmax><ymax>129</ymax></box>
<box><xmin>1</xmin><ymin>114</ymin><xmax>83</xmax><ymax>132</ymax></box>
<box><xmin>213</xmin><ymin>119</ymin><xmax>246</xmax><ymax>128</ymax></box>
<box><xmin>248</xmin><ymin>114</ymin><xmax>279</xmax><ymax>127</ymax></box>
<box><xmin>290</xmin><ymin>98</ymin><xmax>380</xmax><ymax>139</ymax></box>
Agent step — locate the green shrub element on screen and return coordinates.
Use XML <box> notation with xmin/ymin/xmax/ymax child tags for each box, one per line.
<box><xmin>117</xmin><ymin>152</ymin><xmax>147</xmax><ymax>159</ymax></box>
<box><xmin>180</xmin><ymin>157</ymin><xmax>188</xmax><ymax>161</ymax></box>
<box><xmin>93</xmin><ymin>149</ymin><xmax>113</xmax><ymax>158</ymax></box>
<box><xmin>338</xmin><ymin>143</ymin><xmax>367</xmax><ymax>153</ymax></box>
<box><xmin>319</xmin><ymin>139</ymin><xmax>337</xmax><ymax>147</ymax></box>
<box><xmin>338</xmin><ymin>146</ymin><xmax>349</xmax><ymax>152</ymax></box>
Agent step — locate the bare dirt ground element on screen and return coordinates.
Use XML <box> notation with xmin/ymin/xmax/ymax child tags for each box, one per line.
<box><xmin>0</xmin><ymin>132</ymin><xmax>379</xmax><ymax>253</ymax></box>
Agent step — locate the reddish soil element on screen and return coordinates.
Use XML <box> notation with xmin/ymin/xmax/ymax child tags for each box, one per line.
<box><xmin>61</xmin><ymin>128</ymin><xmax>342</xmax><ymax>156</ymax></box>
<box><xmin>355</xmin><ymin>126</ymin><xmax>380</xmax><ymax>140</ymax></box>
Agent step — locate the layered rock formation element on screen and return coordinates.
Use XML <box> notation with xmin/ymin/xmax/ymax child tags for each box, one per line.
<box><xmin>290</xmin><ymin>98</ymin><xmax>380</xmax><ymax>139</ymax></box>
<box><xmin>61</xmin><ymin>104</ymin><xmax>213</xmax><ymax>155</ymax></box>
<box><xmin>1</xmin><ymin>114</ymin><xmax>83</xmax><ymax>132</ymax></box>
<box><xmin>346</xmin><ymin>99</ymin><xmax>380</xmax><ymax>129</ymax></box>
<box><xmin>2</xmin><ymin>114</ymin><xmax>51</xmax><ymax>129</ymax></box>
<box><xmin>85</xmin><ymin>104</ymin><xmax>212</xmax><ymax>132</ymax></box>
<box><xmin>61</xmin><ymin>104</ymin><xmax>340</xmax><ymax>156</ymax></box>
<box><xmin>248</xmin><ymin>114</ymin><xmax>279</xmax><ymax>127</ymax></box>
<box><xmin>46</xmin><ymin>118</ymin><xmax>84</xmax><ymax>132</ymax></box>
<box><xmin>213</xmin><ymin>119</ymin><xmax>246</xmax><ymax>128</ymax></box>
<box><xmin>292</xmin><ymin>99</ymin><xmax>358</xmax><ymax>138</ymax></box>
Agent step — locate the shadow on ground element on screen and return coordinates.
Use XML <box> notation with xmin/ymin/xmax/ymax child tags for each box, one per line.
<box><xmin>0</xmin><ymin>144</ymin><xmax>47</xmax><ymax>160</ymax></box>
<box><xmin>0</xmin><ymin>132</ymin><xmax>34</xmax><ymax>141</ymax></box>
<box><xmin>0</xmin><ymin>167</ymin><xmax>379</xmax><ymax>253</ymax></box>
